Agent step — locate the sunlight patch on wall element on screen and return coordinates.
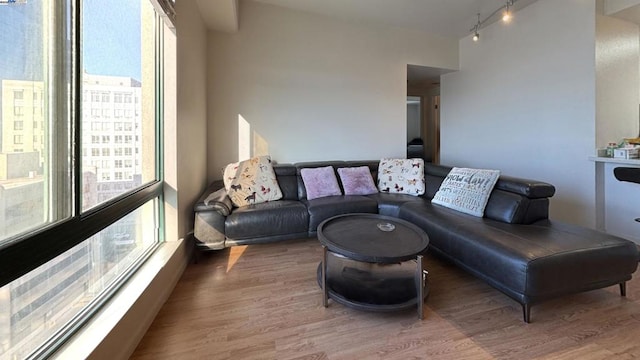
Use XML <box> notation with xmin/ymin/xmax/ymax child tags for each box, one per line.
<box><xmin>238</xmin><ymin>114</ymin><xmax>270</xmax><ymax>160</ymax></box>
<box><xmin>238</xmin><ymin>114</ymin><xmax>250</xmax><ymax>162</ymax></box>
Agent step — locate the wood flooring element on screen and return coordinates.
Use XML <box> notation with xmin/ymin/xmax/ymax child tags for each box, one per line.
<box><xmin>130</xmin><ymin>239</ymin><xmax>640</xmax><ymax>360</ymax></box>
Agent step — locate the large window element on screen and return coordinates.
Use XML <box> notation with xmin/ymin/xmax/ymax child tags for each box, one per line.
<box><xmin>0</xmin><ymin>0</ymin><xmax>169</xmax><ymax>358</ymax></box>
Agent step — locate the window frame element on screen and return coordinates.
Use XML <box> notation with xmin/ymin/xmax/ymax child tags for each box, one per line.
<box><xmin>0</xmin><ymin>1</ymin><xmax>171</xmax><ymax>356</ymax></box>
<box><xmin>0</xmin><ymin>0</ymin><xmax>166</xmax><ymax>304</ymax></box>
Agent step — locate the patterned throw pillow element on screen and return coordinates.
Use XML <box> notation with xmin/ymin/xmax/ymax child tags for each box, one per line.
<box><xmin>223</xmin><ymin>156</ymin><xmax>283</xmax><ymax>207</ymax></box>
<box><xmin>300</xmin><ymin>166</ymin><xmax>342</xmax><ymax>200</ymax></box>
<box><xmin>337</xmin><ymin>166</ymin><xmax>378</xmax><ymax>195</ymax></box>
<box><xmin>431</xmin><ymin>167</ymin><xmax>500</xmax><ymax>217</ymax></box>
<box><xmin>377</xmin><ymin>158</ymin><xmax>425</xmax><ymax>196</ymax></box>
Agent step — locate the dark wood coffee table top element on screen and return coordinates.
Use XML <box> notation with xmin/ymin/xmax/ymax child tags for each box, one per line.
<box><xmin>317</xmin><ymin>213</ymin><xmax>429</xmax><ymax>263</ymax></box>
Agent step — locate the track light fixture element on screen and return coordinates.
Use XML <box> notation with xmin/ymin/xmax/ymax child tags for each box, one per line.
<box><xmin>470</xmin><ymin>0</ymin><xmax>518</xmax><ymax>43</ymax></box>
<box><xmin>502</xmin><ymin>0</ymin><xmax>513</xmax><ymax>23</ymax></box>
<box><xmin>472</xmin><ymin>13</ymin><xmax>480</xmax><ymax>42</ymax></box>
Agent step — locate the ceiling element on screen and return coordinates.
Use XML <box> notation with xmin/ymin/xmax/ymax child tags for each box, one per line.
<box><xmin>197</xmin><ymin>0</ymin><xmax>640</xmax><ymax>90</ymax></box>
<box><xmin>201</xmin><ymin>0</ymin><xmax>541</xmax><ymax>87</ymax></box>
<box><xmin>251</xmin><ymin>0</ymin><xmax>540</xmax><ymax>39</ymax></box>
<box><xmin>198</xmin><ymin>0</ymin><xmax>640</xmax><ymax>91</ymax></box>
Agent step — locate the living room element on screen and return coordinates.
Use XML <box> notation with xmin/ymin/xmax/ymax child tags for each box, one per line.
<box><xmin>22</xmin><ymin>0</ymin><xmax>640</xmax><ymax>358</ymax></box>
<box><xmin>201</xmin><ymin>0</ymin><xmax>640</xmax><ymax>233</ymax></box>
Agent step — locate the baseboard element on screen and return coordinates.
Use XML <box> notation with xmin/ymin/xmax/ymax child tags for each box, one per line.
<box><xmin>51</xmin><ymin>238</ymin><xmax>192</xmax><ymax>360</ymax></box>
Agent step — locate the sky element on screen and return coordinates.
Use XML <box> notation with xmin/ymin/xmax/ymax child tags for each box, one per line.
<box><xmin>83</xmin><ymin>0</ymin><xmax>142</xmax><ymax>81</ymax></box>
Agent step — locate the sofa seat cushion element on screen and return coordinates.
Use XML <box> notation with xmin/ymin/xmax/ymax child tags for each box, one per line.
<box><xmin>399</xmin><ymin>201</ymin><xmax>639</xmax><ymax>303</ymax></box>
<box><xmin>225</xmin><ymin>200</ymin><xmax>309</xmax><ymax>240</ymax></box>
<box><xmin>303</xmin><ymin>195</ymin><xmax>378</xmax><ymax>232</ymax></box>
<box><xmin>366</xmin><ymin>193</ymin><xmax>426</xmax><ymax>217</ymax></box>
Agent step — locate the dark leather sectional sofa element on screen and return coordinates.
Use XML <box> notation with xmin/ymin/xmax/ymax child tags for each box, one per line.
<box><xmin>193</xmin><ymin>160</ymin><xmax>639</xmax><ymax>322</ymax></box>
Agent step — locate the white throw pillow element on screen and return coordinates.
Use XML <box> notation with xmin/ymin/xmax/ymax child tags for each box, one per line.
<box><xmin>223</xmin><ymin>156</ymin><xmax>283</xmax><ymax>207</ymax></box>
<box><xmin>431</xmin><ymin>167</ymin><xmax>500</xmax><ymax>217</ymax></box>
<box><xmin>377</xmin><ymin>158</ymin><xmax>425</xmax><ymax>196</ymax></box>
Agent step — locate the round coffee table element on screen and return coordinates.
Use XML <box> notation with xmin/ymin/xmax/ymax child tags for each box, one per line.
<box><xmin>317</xmin><ymin>213</ymin><xmax>430</xmax><ymax>319</ymax></box>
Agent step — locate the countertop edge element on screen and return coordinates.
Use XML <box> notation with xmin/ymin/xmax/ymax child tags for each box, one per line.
<box><xmin>588</xmin><ymin>156</ymin><xmax>640</xmax><ymax>165</ymax></box>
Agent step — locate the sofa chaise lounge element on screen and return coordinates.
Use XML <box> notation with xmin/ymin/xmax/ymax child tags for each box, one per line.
<box><xmin>193</xmin><ymin>160</ymin><xmax>639</xmax><ymax>322</ymax></box>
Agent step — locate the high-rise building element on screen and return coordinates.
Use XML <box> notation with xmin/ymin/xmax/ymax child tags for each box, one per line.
<box><xmin>0</xmin><ymin>0</ymin><xmax>45</xmax><ymax>152</ymax></box>
<box><xmin>82</xmin><ymin>73</ymin><xmax>143</xmax><ymax>206</ymax></box>
<box><xmin>1</xmin><ymin>80</ymin><xmax>45</xmax><ymax>170</ymax></box>
<box><xmin>0</xmin><ymin>70</ymin><xmax>146</xmax><ymax>356</ymax></box>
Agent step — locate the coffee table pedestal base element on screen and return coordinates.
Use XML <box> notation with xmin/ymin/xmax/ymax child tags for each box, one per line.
<box><xmin>319</xmin><ymin>246</ymin><xmax>428</xmax><ymax>319</ymax></box>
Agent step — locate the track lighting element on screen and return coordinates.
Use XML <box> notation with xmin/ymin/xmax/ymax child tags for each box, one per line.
<box><xmin>471</xmin><ymin>13</ymin><xmax>481</xmax><ymax>42</ymax></box>
<box><xmin>469</xmin><ymin>0</ymin><xmax>517</xmax><ymax>43</ymax></box>
<box><xmin>502</xmin><ymin>1</ymin><xmax>513</xmax><ymax>23</ymax></box>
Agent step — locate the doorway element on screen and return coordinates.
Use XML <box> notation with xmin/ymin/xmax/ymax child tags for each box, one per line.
<box><xmin>407</xmin><ymin>64</ymin><xmax>446</xmax><ymax>163</ymax></box>
<box><xmin>405</xmin><ymin>95</ymin><xmax>439</xmax><ymax>163</ymax></box>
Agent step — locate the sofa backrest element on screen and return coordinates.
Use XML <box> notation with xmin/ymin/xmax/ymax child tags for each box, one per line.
<box><xmin>292</xmin><ymin>160</ymin><xmax>380</xmax><ymax>200</ymax></box>
<box><xmin>273</xmin><ymin>161</ymin><xmax>379</xmax><ymax>201</ymax></box>
<box><xmin>273</xmin><ymin>160</ymin><xmax>555</xmax><ymax>225</ymax></box>
<box><xmin>424</xmin><ymin>163</ymin><xmax>556</xmax><ymax>224</ymax></box>
<box><xmin>272</xmin><ymin>164</ymin><xmax>298</xmax><ymax>201</ymax></box>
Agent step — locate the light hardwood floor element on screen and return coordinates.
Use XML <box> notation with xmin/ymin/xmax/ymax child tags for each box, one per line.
<box><xmin>130</xmin><ymin>239</ymin><xmax>640</xmax><ymax>360</ymax></box>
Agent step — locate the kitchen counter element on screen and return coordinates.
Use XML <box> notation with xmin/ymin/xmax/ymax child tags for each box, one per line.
<box><xmin>588</xmin><ymin>156</ymin><xmax>640</xmax><ymax>165</ymax></box>
<box><xmin>589</xmin><ymin>156</ymin><xmax>640</xmax><ymax>244</ymax></box>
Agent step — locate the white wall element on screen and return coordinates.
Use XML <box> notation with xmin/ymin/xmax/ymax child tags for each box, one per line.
<box><xmin>173</xmin><ymin>0</ymin><xmax>208</xmax><ymax>238</ymax></box>
<box><xmin>206</xmin><ymin>0</ymin><xmax>458</xmax><ymax>180</ymax></box>
<box><xmin>440</xmin><ymin>0</ymin><xmax>597</xmax><ymax>226</ymax></box>
<box><xmin>596</xmin><ymin>13</ymin><xmax>639</xmax><ymax>147</ymax></box>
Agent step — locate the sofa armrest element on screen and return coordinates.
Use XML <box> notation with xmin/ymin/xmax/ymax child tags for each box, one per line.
<box><xmin>194</xmin><ymin>180</ymin><xmax>233</xmax><ymax>216</ymax></box>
